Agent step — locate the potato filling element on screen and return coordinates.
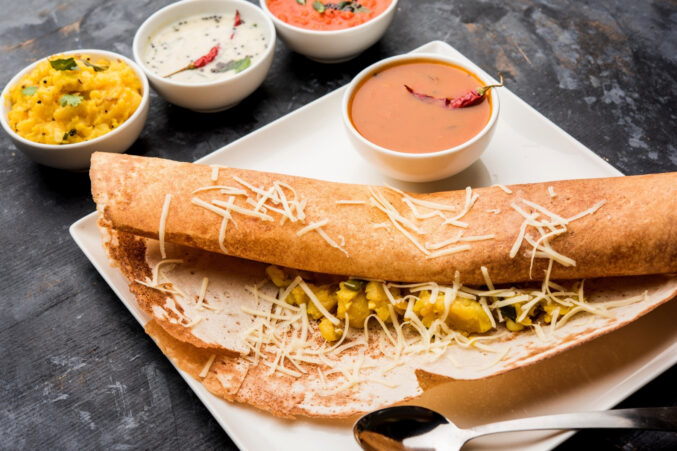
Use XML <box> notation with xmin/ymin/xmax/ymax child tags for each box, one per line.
<box><xmin>265</xmin><ymin>265</ymin><xmax>578</xmax><ymax>342</ymax></box>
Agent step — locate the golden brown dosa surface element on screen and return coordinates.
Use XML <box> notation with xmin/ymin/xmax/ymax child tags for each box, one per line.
<box><xmin>91</xmin><ymin>153</ymin><xmax>677</xmax><ymax>285</ymax></box>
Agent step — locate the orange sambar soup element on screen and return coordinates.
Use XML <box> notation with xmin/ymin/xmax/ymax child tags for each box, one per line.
<box><xmin>349</xmin><ymin>60</ymin><xmax>493</xmax><ymax>154</ymax></box>
<box><xmin>267</xmin><ymin>0</ymin><xmax>391</xmax><ymax>31</ymax></box>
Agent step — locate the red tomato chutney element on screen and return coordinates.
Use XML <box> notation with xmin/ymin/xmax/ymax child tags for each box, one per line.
<box><xmin>349</xmin><ymin>60</ymin><xmax>493</xmax><ymax>154</ymax></box>
<box><xmin>267</xmin><ymin>0</ymin><xmax>391</xmax><ymax>31</ymax></box>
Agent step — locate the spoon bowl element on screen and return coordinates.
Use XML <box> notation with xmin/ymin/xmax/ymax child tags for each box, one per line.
<box><xmin>354</xmin><ymin>405</ymin><xmax>677</xmax><ymax>451</ymax></box>
<box><xmin>354</xmin><ymin>406</ymin><xmax>460</xmax><ymax>451</ymax></box>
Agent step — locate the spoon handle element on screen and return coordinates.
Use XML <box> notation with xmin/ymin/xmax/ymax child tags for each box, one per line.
<box><xmin>469</xmin><ymin>407</ymin><xmax>677</xmax><ymax>439</ymax></box>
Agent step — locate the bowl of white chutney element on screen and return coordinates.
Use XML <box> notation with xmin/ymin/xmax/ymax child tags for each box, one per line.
<box><xmin>133</xmin><ymin>0</ymin><xmax>276</xmax><ymax>112</ymax></box>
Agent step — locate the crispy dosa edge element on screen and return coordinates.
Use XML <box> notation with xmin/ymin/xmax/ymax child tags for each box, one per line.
<box><xmin>144</xmin><ymin>318</ymin><xmax>433</xmax><ymax>419</ymax></box>
<box><xmin>90</xmin><ymin>152</ymin><xmax>677</xmax><ymax>285</ymax></box>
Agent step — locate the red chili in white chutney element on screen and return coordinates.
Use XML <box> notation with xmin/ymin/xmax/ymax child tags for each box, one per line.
<box><xmin>349</xmin><ymin>60</ymin><xmax>499</xmax><ymax>154</ymax></box>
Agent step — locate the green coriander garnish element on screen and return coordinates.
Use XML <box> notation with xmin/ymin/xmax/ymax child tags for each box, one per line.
<box><xmin>50</xmin><ymin>57</ymin><xmax>78</xmax><ymax>71</ymax></box>
<box><xmin>313</xmin><ymin>1</ymin><xmax>325</xmax><ymax>13</ymax></box>
<box><xmin>21</xmin><ymin>86</ymin><xmax>37</xmax><ymax>96</ymax></box>
<box><xmin>296</xmin><ymin>0</ymin><xmax>306</xmax><ymax>4</ymax></box>
<box><xmin>59</xmin><ymin>93</ymin><xmax>83</xmax><ymax>107</ymax></box>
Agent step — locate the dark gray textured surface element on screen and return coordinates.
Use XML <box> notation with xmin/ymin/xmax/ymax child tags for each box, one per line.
<box><xmin>1</xmin><ymin>1</ymin><xmax>675</xmax><ymax>450</ymax></box>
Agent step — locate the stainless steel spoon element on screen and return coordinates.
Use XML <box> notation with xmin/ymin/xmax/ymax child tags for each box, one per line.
<box><xmin>353</xmin><ymin>405</ymin><xmax>677</xmax><ymax>451</ymax></box>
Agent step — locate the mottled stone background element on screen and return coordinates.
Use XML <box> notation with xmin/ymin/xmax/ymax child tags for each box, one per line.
<box><xmin>1</xmin><ymin>1</ymin><xmax>675</xmax><ymax>450</ymax></box>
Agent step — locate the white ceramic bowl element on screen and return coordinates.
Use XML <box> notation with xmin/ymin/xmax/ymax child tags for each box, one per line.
<box><xmin>342</xmin><ymin>53</ymin><xmax>501</xmax><ymax>182</ymax></box>
<box><xmin>133</xmin><ymin>0</ymin><xmax>276</xmax><ymax>112</ymax></box>
<box><xmin>260</xmin><ymin>0</ymin><xmax>398</xmax><ymax>63</ymax></box>
<box><xmin>0</xmin><ymin>49</ymin><xmax>150</xmax><ymax>171</ymax></box>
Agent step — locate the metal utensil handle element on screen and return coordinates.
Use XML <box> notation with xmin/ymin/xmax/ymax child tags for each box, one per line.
<box><xmin>469</xmin><ymin>407</ymin><xmax>677</xmax><ymax>439</ymax></box>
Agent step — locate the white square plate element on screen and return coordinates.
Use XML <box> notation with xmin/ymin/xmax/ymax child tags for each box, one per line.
<box><xmin>70</xmin><ymin>41</ymin><xmax>677</xmax><ymax>450</ymax></box>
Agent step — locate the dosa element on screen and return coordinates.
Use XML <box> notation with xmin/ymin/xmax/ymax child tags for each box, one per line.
<box><xmin>91</xmin><ymin>152</ymin><xmax>677</xmax><ymax>418</ymax></box>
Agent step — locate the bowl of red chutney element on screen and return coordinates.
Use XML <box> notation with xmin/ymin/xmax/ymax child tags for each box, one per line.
<box><xmin>260</xmin><ymin>0</ymin><xmax>398</xmax><ymax>63</ymax></box>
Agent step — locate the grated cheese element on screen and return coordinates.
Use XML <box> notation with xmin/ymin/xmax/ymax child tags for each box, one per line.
<box><xmin>158</xmin><ymin>194</ymin><xmax>172</xmax><ymax>259</ymax></box>
<box><xmin>478</xmin><ymin>346</ymin><xmax>511</xmax><ymax>370</ymax></box>
<box><xmin>191</xmin><ymin>197</ymin><xmax>230</xmax><ymax>217</ymax></box>
<box><xmin>425</xmin><ymin>244</ymin><xmax>471</xmax><ymax>259</ymax></box>
<box><xmin>493</xmin><ymin>184</ymin><xmax>513</xmax><ymax>194</ymax></box>
<box><xmin>479</xmin><ymin>297</ymin><xmax>496</xmax><ymax>329</ymax></box>
<box><xmin>199</xmin><ymin>354</ymin><xmax>216</xmax><ymax>378</ymax></box>
<box><xmin>369</xmin><ymin>196</ymin><xmax>430</xmax><ymax>255</ymax></box>
<box><xmin>192</xmin><ymin>185</ymin><xmax>248</xmax><ymax>195</ymax></box>
<box><xmin>460</xmin><ymin>234</ymin><xmax>495</xmax><ymax>242</ymax></box>
<box><xmin>568</xmin><ymin>200</ymin><xmax>606</xmax><ymax>222</ymax></box>
<box><xmin>520</xmin><ymin>198</ymin><xmax>567</xmax><ymax>224</ymax></box>
<box><xmin>297</xmin><ymin>219</ymin><xmax>329</xmax><ymax>237</ymax></box>
<box><xmin>212</xmin><ymin>199</ymin><xmax>274</xmax><ymax>221</ymax></box>
<box><xmin>298</xmin><ymin>279</ymin><xmax>340</xmax><ymax>325</ymax></box>
<box><xmin>316</xmin><ymin>227</ymin><xmax>349</xmax><ymax>257</ymax></box>
<box><xmin>480</xmin><ymin>266</ymin><xmax>495</xmax><ymax>291</ymax></box>
<box><xmin>426</xmin><ymin>231</ymin><xmax>463</xmax><ymax>250</ymax></box>
<box><xmin>369</xmin><ymin>187</ymin><xmax>423</xmax><ymax>234</ymax></box>
<box><xmin>335</xmin><ymin>200</ymin><xmax>366</xmax><ymax>205</ymax></box>
<box><xmin>217</xmin><ymin>196</ymin><xmax>235</xmax><ymax>253</ymax></box>
<box><xmin>532</xmin><ymin>323</ymin><xmax>547</xmax><ymax>342</ymax></box>
<box><xmin>524</xmin><ymin>234</ymin><xmax>576</xmax><ymax>267</ymax></box>
<box><xmin>386</xmin><ymin>185</ymin><xmax>459</xmax><ymax>212</ymax></box>
<box><xmin>443</xmin><ymin>187</ymin><xmax>478</xmax><ymax>228</ymax></box>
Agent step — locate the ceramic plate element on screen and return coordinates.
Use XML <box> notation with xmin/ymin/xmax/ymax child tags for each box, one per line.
<box><xmin>70</xmin><ymin>40</ymin><xmax>677</xmax><ymax>450</ymax></box>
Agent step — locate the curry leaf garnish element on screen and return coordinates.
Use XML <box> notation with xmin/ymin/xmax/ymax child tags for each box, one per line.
<box><xmin>313</xmin><ymin>1</ymin><xmax>325</xmax><ymax>13</ymax></box>
<box><xmin>50</xmin><ymin>57</ymin><xmax>78</xmax><ymax>71</ymax></box>
<box><xmin>21</xmin><ymin>86</ymin><xmax>37</xmax><ymax>96</ymax></box>
<box><xmin>296</xmin><ymin>0</ymin><xmax>306</xmax><ymax>4</ymax></box>
<box><xmin>59</xmin><ymin>93</ymin><xmax>83</xmax><ymax>107</ymax></box>
<box><xmin>82</xmin><ymin>60</ymin><xmax>108</xmax><ymax>72</ymax></box>
<box><xmin>210</xmin><ymin>56</ymin><xmax>251</xmax><ymax>74</ymax></box>
<box><xmin>324</xmin><ymin>1</ymin><xmax>370</xmax><ymax>13</ymax></box>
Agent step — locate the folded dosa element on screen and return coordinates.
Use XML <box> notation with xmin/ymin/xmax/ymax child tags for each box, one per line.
<box><xmin>91</xmin><ymin>153</ymin><xmax>677</xmax><ymax>284</ymax></box>
<box><xmin>91</xmin><ymin>152</ymin><xmax>677</xmax><ymax>418</ymax></box>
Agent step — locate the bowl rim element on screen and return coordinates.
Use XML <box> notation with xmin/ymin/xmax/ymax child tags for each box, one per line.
<box><xmin>341</xmin><ymin>52</ymin><xmax>501</xmax><ymax>160</ymax></box>
<box><xmin>259</xmin><ymin>0</ymin><xmax>399</xmax><ymax>36</ymax></box>
<box><xmin>0</xmin><ymin>48</ymin><xmax>150</xmax><ymax>152</ymax></box>
<box><xmin>133</xmin><ymin>0</ymin><xmax>277</xmax><ymax>88</ymax></box>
